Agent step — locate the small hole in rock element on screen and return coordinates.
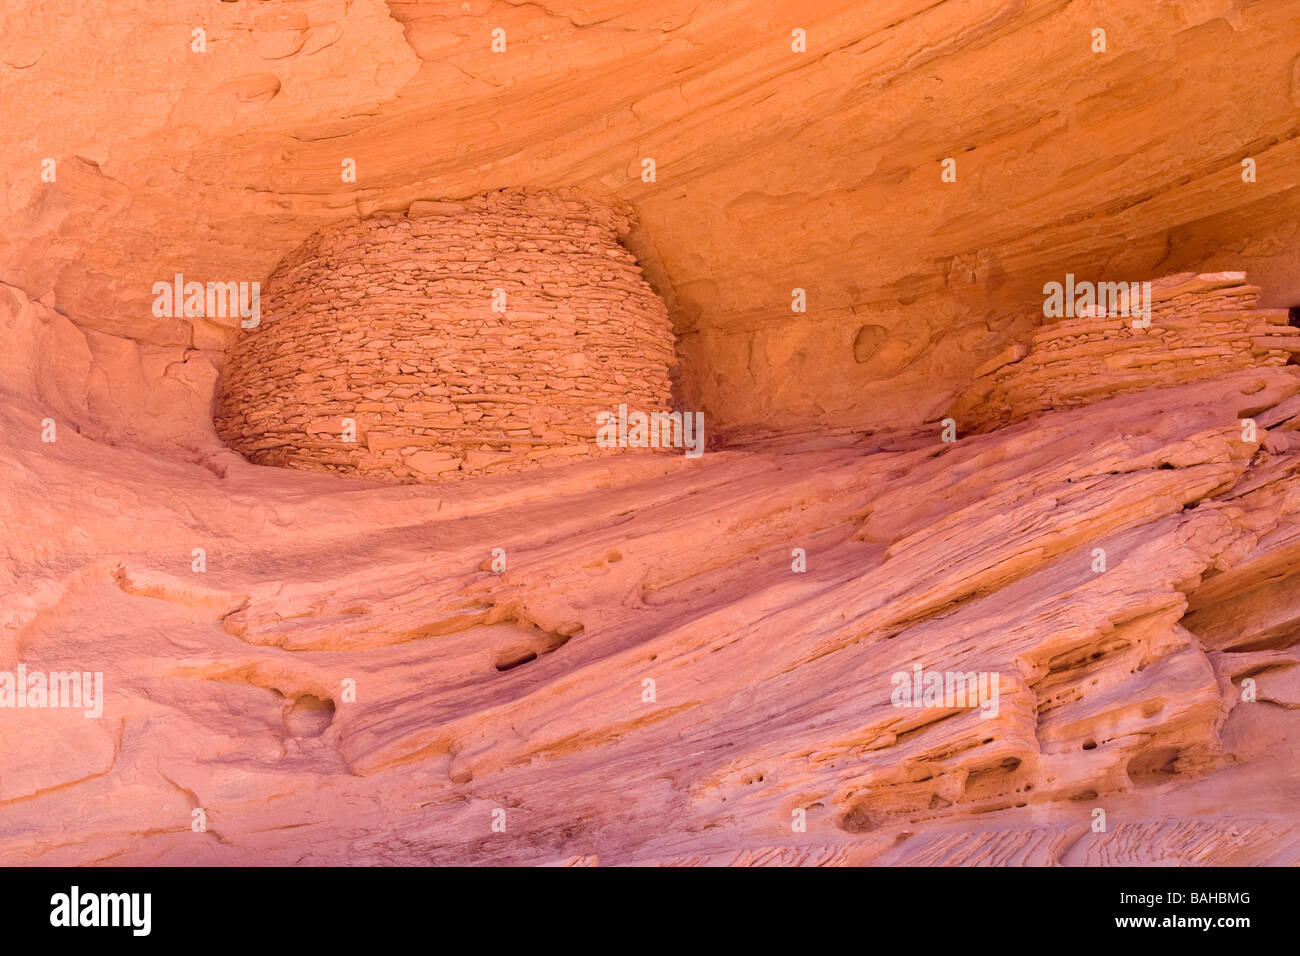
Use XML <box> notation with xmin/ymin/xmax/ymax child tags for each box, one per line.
<box><xmin>496</xmin><ymin>651</ymin><xmax>538</xmax><ymax>672</ymax></box>
<box><xmin>284</xmin><ymin>695</ymin><xmax>335</xmax><ymax>738</ymax></box>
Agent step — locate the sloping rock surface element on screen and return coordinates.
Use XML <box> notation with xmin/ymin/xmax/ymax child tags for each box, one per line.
<box><xmin>2</xmin><ymin>275</ymin><xmax>1297</xmax><ymax>864</ymax></box>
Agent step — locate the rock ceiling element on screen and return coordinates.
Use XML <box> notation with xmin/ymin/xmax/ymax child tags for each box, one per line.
<box><xmin>6</xmin><ymin>0</ymin><xmax>1300</xmax><ymax>438</ymax></box>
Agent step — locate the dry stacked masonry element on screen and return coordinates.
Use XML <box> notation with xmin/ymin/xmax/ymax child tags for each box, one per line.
<box><xmin>215</xmin><ymin>189</ymin><xmax>676</xmax><ymax>482</ymax></box>
<box><xmin>949</xmin><ymin>272</ymin><xmax>1300</xmax><ymax>433</ymax></box>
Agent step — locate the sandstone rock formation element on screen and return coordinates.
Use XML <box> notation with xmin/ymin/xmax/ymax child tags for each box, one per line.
<box><xmin>8</xmin><ymin>0</ymin><xmax>1300</xmax><ymax>442</ymax></box>
<box><xmin>2</xmin><ymin>1</ymin><xmax>1299</xmax><ymax>868</ymax></box>
<box><xmin>215</xmin><ymin>189</ymin><xmax>675</xmax><ymax>481</ymax></box>
<box><xmin>4</xmin><ymin>269</ymin><xmax>1300</xmax><ymax>864</ymax></box>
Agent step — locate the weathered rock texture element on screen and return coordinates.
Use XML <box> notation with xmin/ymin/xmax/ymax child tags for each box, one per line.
<box><xmin>215</xmin><ymin>190</ymin><xmax>675</xmax><ymax>482</ymax></box>
<box><xmin>3</xmin><ymin>2</ymin><xmax>1300</xmax><ymax>869</ymax></box>
<box><xmin>951</xmin><ymin>272</ymin><xmax>1300</xmax><ymax>432</ymax></box>
<box><xmin>3</xmin><ymin>274</ymin><xmax>1300</xmax><ymax>865</ymax></box>
<box><xmin>7</xmin><ymin>1</ymin><xmax>1300</xmax><ymax>444</ymax></box>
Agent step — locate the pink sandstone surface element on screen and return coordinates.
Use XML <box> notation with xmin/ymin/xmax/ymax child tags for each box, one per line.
<box><xmin>1</xmin><ymin>0</ymin><xmax>1299</xmax><ymax>866</ymax></box>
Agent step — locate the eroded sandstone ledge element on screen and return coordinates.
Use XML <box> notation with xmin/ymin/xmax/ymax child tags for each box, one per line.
<box><xmin>214</xmin><ymin>189</ymin><xmax>676</xmax><ymax>482</ymax></box>
<box><xmin>3</xmin><ymin>272</ymin><xmax>1300</xmax><ymax>864</ymax></box>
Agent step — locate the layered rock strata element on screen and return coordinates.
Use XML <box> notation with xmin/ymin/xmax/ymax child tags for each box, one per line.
<box><xmin>214</xmin><ymin>189</ymin><xmax>676</xmax><ymax>482</ymax></box>
<box><xmin>950</xmin><ymin>273</ymin><xmax>1299</xmax><ymax>432</ymax></box>
<box><xmin>5</xmin><ymin>275</ymin><xmax>1300</xmax><ymax>864</ymax></box>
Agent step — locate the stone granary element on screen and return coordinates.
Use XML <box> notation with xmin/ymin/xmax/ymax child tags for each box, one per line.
<box><xmin>216</xmin><ymin>189</ymin><xmax>676</xmax><ymax>482</ymax></box>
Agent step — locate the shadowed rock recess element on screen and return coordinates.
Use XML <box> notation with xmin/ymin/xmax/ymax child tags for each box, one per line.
<box><xmin>2</xmin><ymin>1</ymin><xmax>1300</xmax><ymax>869</ymax></box>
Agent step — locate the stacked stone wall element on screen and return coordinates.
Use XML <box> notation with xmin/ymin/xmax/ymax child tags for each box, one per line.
<box><xmin>215</xmin><ymin>189</ymin><xmax>676</xmax><ymax>481</ymax></box>
<box><xmin>950</xmin><ymin>272</ymin><xmax>1298</xmax><ymax>431</ymax></box>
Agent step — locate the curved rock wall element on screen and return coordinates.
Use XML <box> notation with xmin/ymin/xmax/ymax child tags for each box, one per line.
<box><xmin>214</xmin><ymin>189</ymin><xmax>676</xmax><ymax>482</ymax></box>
